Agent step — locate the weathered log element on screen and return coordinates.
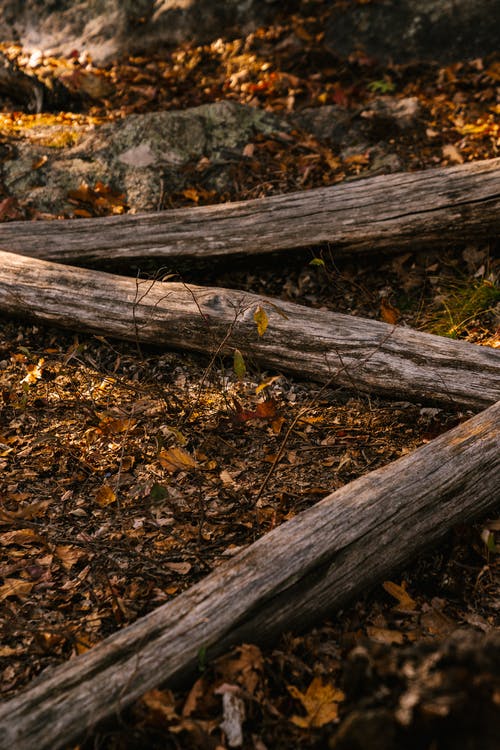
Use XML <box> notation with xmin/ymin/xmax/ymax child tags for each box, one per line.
<box><xmin>0</xmin><ymin>250</ymin><xmax>499</xmax><ymax>409</ymax></box>
<box><xmin>0</xmin><ymin>400</ymin><xmax>498</xmax><ymax>750</ymax></box>
<box><xmin>0</xmin><ymin>159</ymin><xmax>499</xmax><ymax>263</ymax></box>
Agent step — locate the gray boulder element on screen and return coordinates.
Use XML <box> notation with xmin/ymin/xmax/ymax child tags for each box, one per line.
<box><xmin>325</xmin><ymin>0</ymin><xmax>500</xmax><ymax>64</ymax></box>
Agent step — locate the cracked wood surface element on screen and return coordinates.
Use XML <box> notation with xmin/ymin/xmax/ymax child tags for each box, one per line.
<box><xmin>0</xmin><ymin>250</ymin><xmax>499</xmax><ymax>409</ymax></box>
<box><xmin>0</xmin><ymin>400</ymin><xmax>498</xmax><ymax>750</ymax></box>
<box><xmin>0</xmin><ymin>159</ymin><xmax>498</xmax><ymax>263</ymax></box>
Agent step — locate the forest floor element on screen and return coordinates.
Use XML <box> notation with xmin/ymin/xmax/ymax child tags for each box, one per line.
<box><xmin>0</xmin><ymin>2</ymin><xmax>499</xmax><ymax>748</ymax></box>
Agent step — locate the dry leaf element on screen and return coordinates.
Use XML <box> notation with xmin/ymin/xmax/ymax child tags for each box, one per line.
<box><xmin>216</xmin><ymin>644</ymin><xmax>264</xmax><ymax>696</ymax></box>
<box><xmin>97</xmin><ymin>416</ymin><xmax>136</xmax><ymax>434</ymax></box>
<box><xmin>21</xmin><ymin>358</ymin><xmax>44</xmax><ymax>384</ymax></box>
<box><xmin>56</xmin><ymin>544</ymin><xmax>86</xmax><ymax>571</ymax></box>
<box><xmin>165</xmin><ymin>561</ymin><xmax>192</xmax><ymax>575</ymax></box>
<box><xmin>380</xmin><ymin>298</ymin><xmax>400</xmax><ymax>324</ymax></box>
<box><xmin>94</xmin><ymin>484</ymin><xmax>116</xmax><ymax>506</ymax></box>
<box><xmin>383</xmin><ymin>580</ymin><xmax>417</xmax><ymax>612</ymax></box>
<box><xmin>442</xmin><ymin>143</ymin><xmax>464</xmax><ymax>164</ymax></box>
<box><xmin>159</xmin><ymin>446</ymin><xmax>196</xmax><ymax>473</ymax></box>
<box><xmin>0</xmin><ymin>578</ymin><xmax>34</xmax><ymax>602</ymax></box>
<box><xmin>288</xmin><ymin>677</ymin><xmax>344</xmax><ymax>728</ymax></box>
<box><xmin>253</xmin><ymin>305</ymin><xmax>269</xmax><ymax>337</ymax></box>
<box><xmin>366</xmin><ymin>625</ymin><xmax>405</xmax><ymax>644</ymax></box>
<box><xmin>0</xmin><ymin>528</ymin><xmax>43</xmax><ymax>546</ymax></box>
<box><xmin>182</xmin><ymin>676</ymin><xmax>206</xmax><ymax>718</ymax></box>
<box><xmin>141</xmin><ymin>688</ymin><xmax>178</xmax><ymax>722</ymax></box>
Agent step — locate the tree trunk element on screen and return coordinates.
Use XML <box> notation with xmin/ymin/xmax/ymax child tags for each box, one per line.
<box><xmin>0</xmin><ymin>250</ymin><xmax>499</xmax><ymax>409</ymax></box>
<box><xmin>0</xmin><ymin>399</ymin><xmax>498</xmax><ymax>750</ymax></box>
<box><xmin>0</xmin><ymin>159</ymin><xmax>498</xmax><ymax>264</ymax></box>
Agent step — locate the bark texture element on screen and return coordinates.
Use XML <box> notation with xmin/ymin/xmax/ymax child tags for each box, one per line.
<box><xmin>0</xmin><ymin>158</ymin><xmax>498</xmax><ymax>263</ymax></box>
<box><xmin>0</xmin><ymin>400</ymin><xmax>498</xmax><ymax>750</ymax></box>
<box><xmin>0</xmin><ymin>250</ymin><xmax>499</xmax><ymax>409</ymax></box>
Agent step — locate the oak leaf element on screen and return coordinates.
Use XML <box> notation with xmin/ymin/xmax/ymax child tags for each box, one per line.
<box><xmin>288</xmin><ymin>677</ymin><xmax>344</xmax><ymax>728</ymax></box>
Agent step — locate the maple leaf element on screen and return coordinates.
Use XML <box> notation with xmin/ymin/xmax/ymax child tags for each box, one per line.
<box><xmin>288</xmin><ymin>677</ymin><xmax>344</xmax><ymax>728</ymax></box>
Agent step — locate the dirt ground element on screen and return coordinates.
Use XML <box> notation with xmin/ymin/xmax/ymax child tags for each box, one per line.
<box><xmin>0</xmin><ymin>2</ymin><xmax>499</xmax><ymax>748</ymax></box>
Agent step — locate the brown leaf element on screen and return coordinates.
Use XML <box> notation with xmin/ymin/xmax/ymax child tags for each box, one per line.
<box><xmin>141</xmin><ymin>688</ymin><xmax>178</xmax><ymax>723</ymax></box>
<box><xmin>380</xmin><ymin>298</ymin><xmax>400</xmax><ymax>324</ymax></box>
<box><xmin>0</xmin><ymin>528</ymin><xmax>44</xmax><ymax>546</ymax></box>
<box><xmin>94</xmin><ymin>484</ymin><xmax>116</xmax><ymax>506</ymax></box>
<box><xmin>383</xmin><ymin>580</ymin><xmax>417</xmax><ymax>612</ymax></box>
<box><xmin>442</xmin><ymin>143</ymin><xmax>464</xmax><ymax>164</ymax></box>
<box><xmin>366</xmin><ymin>625</ymin><xmax>405</xmax><ymax>645</ymax></box>
<box><xmin>288</xmin><ymin>677</ymin><xmax>344</xmax><ymax>728</ymax></box>
<box><xmin>165</xmin><ymin>561</ymin><xmax>192</xmax><ymax>575</ymax></box>
<box><xmin>216</xmin><ymin>644</ymin><xmax>264</xmax><ymax>697</ymax></box>
<box><xmin>0</xmin><ymin>578</ymin><xmax>34</xmax><ymax>602</ymax></box>
<box><xmin>55</xmin><ymin>544</ymin><xmax>86</xmax><ymax>571</ymax></box>
<box><xmin>159</xmin><ymin>446</ymin><xmax>196</xmax><ymax>473</ymax></box>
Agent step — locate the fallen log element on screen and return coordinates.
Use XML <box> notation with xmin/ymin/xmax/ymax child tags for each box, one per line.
<box><xmin>0</xmin><ymin>399</ymin><xmax>498</xmax><ymax>750</ymax></box>
<box><xmin>0</xmin><ymin>158</ymin><xmax>499</xmax><ymax>263</ymax></box>
<box><xmin>0</xmin><ymin>250</ymin><xmax>499</xmax><ymax>409</ymax></box>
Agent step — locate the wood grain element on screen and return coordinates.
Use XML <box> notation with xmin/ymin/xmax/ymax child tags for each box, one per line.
<box><xmin>0</xmin><ymin>249</ymin><xmax>498</xmax><ymax>409</ymax></box>
<box><xmin>0</xmin><ymin>158</ymin><xmax>498</xmax><ymax>263</ymax></box>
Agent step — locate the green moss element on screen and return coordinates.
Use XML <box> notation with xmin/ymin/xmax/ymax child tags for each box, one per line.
<box><xmin>427</xmin><ymin>279</ymin><xmax>500</xmax><ymax>338</ymax></box>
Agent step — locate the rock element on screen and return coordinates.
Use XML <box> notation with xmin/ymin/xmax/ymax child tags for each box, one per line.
<box><xmin>292</xmin><ymin>105</ymin><xmax>355</xmax><ymax>145</ymax></box>
<box><xmin>0</xmin><ymin>0</ymin><xmax>291</xmax><ymax>65</ymax></box>
<box><xmin>325</xmin><ymin>0</ymin><xmax>500</xmax><ymax>65</ymax></box>
<box><xmin>2</xmin><ymin>101</ymin><xmax>289</xmax><ymax>214</ymax></box>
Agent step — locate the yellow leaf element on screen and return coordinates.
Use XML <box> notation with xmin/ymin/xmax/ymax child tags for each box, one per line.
<box><xmin>94</xmin><ymin>484</ymin><xmax>116</xmax><ymax>506</ymax></box>
<box><xmin>97</xmin><ymin>416</ymin><xmax>136</xmax><ymax>434</ymax></box>
<box><xmin>382</xmin><ymin>580</ymin><xmax>417</xmax><ymax>611</ymax></box>
<box><xmin>159</xmin><ymin>446</ymin><xmax>196</xmax><ymax>473</ymax></box>
<box><xmin>255</xmin><ymin>374</ymin><xmax>281</xmax><ymax>394</ymax></box>
<box><xmin>253</xmin><ymin>305</ymin><xmax>269</xmax><ymax>337</ymax></box>
<box><xmin>182</xmin><ymin>187</ymin><xmax>200</xmax><ymax>203</ymax></box>
<box><xmin>288</xmin><ymin>677</ymin><xmax>344</xmax><ymax>728</ymax></box>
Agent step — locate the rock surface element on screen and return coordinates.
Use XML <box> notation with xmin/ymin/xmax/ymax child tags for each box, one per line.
<box><xmin>0</xmin><ymin>0</ymin><xmax>288</xmax><ymax>65</ymax></box>
<box><xmin>1</xmin><ymin>95</ymin><xmax>427</xmax><ymax>216</ymax></box>
<box><xmin>2</xmin><ymin>101</ymin><xmax>289</xmax><ymax>214</ymax></box>
<box><xmin>325</xmin><ymin>0</ymin><xmax>500</xmax><ymax>64</ymax></box>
